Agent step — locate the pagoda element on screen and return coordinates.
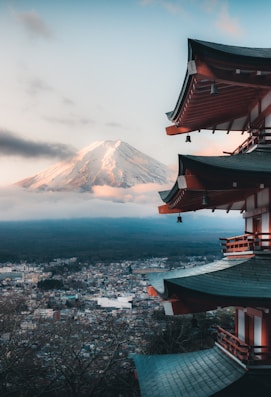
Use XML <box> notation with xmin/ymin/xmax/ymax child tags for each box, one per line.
<box><xmin>132</xmin><ymin>39</ymin><xmax>271</xmax><ymax>396</ymax></box>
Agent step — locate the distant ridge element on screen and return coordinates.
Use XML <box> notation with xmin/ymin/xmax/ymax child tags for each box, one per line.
<box><xmin>0</xmin><ymin>217</ymin><xmax>243</xmax><ymax>261</ymax></box>
<box><xmin>16</xmin><ymin>140</ymin><xmax>174</xmax><ymax>192</ymax></box>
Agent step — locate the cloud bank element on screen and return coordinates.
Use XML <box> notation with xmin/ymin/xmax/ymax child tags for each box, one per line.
<box><xmin>0</xmin><ymin>183</ymin><xmax>241</xmax><ymax>222</ymax></box>
<box><xmin>0</xmin><ymin>130</ymin><xmax>75</xmax><ymax>159</ymax></box>
<box><xmin>0</xmin><ymin>185</ymin><xmax>162</xmax><ymax>221</ymax></box>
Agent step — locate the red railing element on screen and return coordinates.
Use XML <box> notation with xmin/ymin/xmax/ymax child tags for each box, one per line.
<box><xmin>220</xmin><ymin>233</ymin><xmax>271</xmax><ymax>255</ymax></box>
<box><xmin>217</xmin><ymin>326</ymin><xmax>271</xmax><ymax>365</ymax></box>
<box><xmin>216</xmin><ymin>326</ymin><xmax>249</xmax><ymax>362</ymax></box>
<box><xmin>231</xmin><ymin>134</ymin><xmax>259</xmax><ymax>154</ymax></box>
<box><xmin>230</xmin><ymin>128</ymin><xmax>271</xmax><ymax>155</ymax></box>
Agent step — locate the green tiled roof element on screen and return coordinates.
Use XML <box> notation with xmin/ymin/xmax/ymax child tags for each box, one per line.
<box><xmin>180</xmin><ymin>150</ymin><xmax>271</xmax><ymax>174</ymax></box>
<box><xmin>149</xmin><ymin>256</ymin><xmax>271</xmax><ymax>301</ymax></box>
<box><xmin>191</xmin><ymin>39</ymin><xmax>271</xmax><ymax>59</ymax></box>
<box><xmin>167</xmin><ymin>39</ymin><xmax>271</xmax><ymax>123</ymax></box>
<box><xmin>132</xmin><ymin>345</ymin><xmax>246</xmax><ymax>397</ymax></box>
<box><xmin>148</xmin><ymin>258</ymin><xmax>246</xmax><ymax>296</ymax></box>
<box><xmin>159</xmin><ymin>149</ymin><xmax>271</xmax><ymax>204</ymax></box>
<box><xmin>167</xmin><ymin>256</ymin><xmax>271</xmax><ymax>299</ymax></box>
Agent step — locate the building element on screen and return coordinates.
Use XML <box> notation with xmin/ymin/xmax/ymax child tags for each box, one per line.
<box><xmin>133</xmin><ymin>39</ymin><xmax>271</xmax><ymax>396</ymax></box>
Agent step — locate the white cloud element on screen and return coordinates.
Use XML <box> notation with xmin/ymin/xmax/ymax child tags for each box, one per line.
<box><xmin>92</xmin><ymin>183</ymin><xmax>165</xmax><ymax>204</ymax></box>
<box><xmin>139</xmin><ymin>0</ymin><xmax>183</xmax><ymax>14</ymax></box>
<box><xmin>15</xmin><ymin>10</ymin><xmax>53</xmax><ymax>39</ymax></box>
<box><xmin>202</xmin><ymin>0</ymin><xmax>219</xmax><ymax>13</ymax></box>
<box><xmin>161</xmin><ymin>1</ymin><xmax>182</xmax><ymax>14</ymax></box>
<box><xmin>214</xmin><ymin>2</ymin><xmax>244</xmax><ymax>37</ymax></box>
<box><xmin>0</xmin><ymin>184</ymin><xmax>164</xmax><ymax>221</ymax></box>
<box><xmin>0</xmin><ymin>185</ymin><xmax>241</xmax><ymax>222</ymax></box>
<box><xmin>138</xmin><ymin>0</ymin><xmax>244</xmax><ymax>37</ymax></box>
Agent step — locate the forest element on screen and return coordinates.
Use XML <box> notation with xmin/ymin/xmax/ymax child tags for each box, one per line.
<box><xmin>0</xmin><ymin>294</ymin><xmax>233</xmax><ymax>397</ymax></box>
<box><xmin>0</xmin><ymin>216</ymin><xmax>242</xmax><ymax>262</ymax></box>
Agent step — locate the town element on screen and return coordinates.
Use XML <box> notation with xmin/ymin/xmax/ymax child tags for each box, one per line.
<box><xmin>0</xmin><ymin>254</ymin><xmax>219</xmax><ymax>396</ymax></box>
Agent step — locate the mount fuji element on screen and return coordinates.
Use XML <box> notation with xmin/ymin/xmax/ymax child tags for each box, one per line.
<box><xmin>16</xmin><ymin>140</ymin><xmax>174</xmax><ymax>192</ymax></box>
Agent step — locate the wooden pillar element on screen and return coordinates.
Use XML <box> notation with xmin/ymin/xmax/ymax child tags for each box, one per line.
<box><xmin>262</xmin><ymin>310</ymin><xmax>271</xmax><ymax>347</ymax></box>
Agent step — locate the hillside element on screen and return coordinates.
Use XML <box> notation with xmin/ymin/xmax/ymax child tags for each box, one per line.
<box><xmin>0</xmin><ymin>216</ymin><xmax>243</xmax><ymax>262</ymax></box>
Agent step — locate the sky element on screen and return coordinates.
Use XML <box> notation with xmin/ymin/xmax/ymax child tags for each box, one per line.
<box><xmin>0</xmin><ymin>0</ymin><xmax>271</xmax><ymax>221</ymax></box>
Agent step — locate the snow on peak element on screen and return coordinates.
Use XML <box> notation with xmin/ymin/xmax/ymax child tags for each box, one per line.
<box><xmin>16</xmin><ymin>140</ymin><xmax>174</xmax><ymax>192</ymax></box>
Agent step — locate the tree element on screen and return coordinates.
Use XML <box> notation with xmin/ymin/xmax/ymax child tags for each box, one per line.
<box><xmin>0</xmin><ymin>294</ymin><xmax>139</xmax><ymax>396</ymax></box>
<box><xmin>37</xmin><ymin>278</ymin><xmax>64</xmax><ymax>290</ymax></box>
<box><xmin>146</xmin><ymin>309</ymin><xmax>235</xmax><ymax>355</ymax></box>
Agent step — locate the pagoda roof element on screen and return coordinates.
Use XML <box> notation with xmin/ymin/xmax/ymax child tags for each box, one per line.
<box><xmin>159</xmin><ymin>148</ymin><xmax>271</xmax><ymax>213</ymax></box>
<box><xmin>132</xmin><ymin>345</ymin><xmax>246</xmax><ymax>397</ymax></box>
<box><xmin>167</xmin><ymin>39</ymin><xmax>271</xmax><ymax>135</ymax></box>
<box><xmin>149</xmin><ymin>257</ymin><xmax>244</xmax><ymax>295</ymax></box>
<box><xmin>179</xmin><ymin>149</ymin><xmax>271</xmax><ymax>174</ymax></box>
<box><xmin>149</xmin><ymin>256</ymin><xmax>271</xmax><ymax>313</ymax></box>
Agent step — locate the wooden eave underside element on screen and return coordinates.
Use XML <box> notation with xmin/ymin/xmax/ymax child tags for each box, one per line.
<box><xmin>162</xmin><ymin>255</ymin><xmax>271</xmax><ymax>313</ymax></box>
<box><xmin>163</xmin><ymin>287</ymin><xmax>271</xmax><ymax>315</ymax></box>
<box><xmin>159</xmin><ymin>172</ymin><xmax>271</xmax><ymax>214</ymax></box>
<box><xmin>159</xmin><ymin>150</ymin><xmax>271</xmax><ymax>213</ymax></box>
<box><xmin>167</xmin><ymin>77</ymin><xmax>271</xmax><ymax>134</ymax></box>
<box><xmin>167</xmin><ymin>42</ymin><xmax>271</xmax><ymax>134</ymax></box>
<box><xmin>159</xmin><ymin>188</ymin><xmax>251</xmax><ymax>214</ymax></box>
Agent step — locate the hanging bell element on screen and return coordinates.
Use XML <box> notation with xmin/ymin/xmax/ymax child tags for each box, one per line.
<box><xmin>202</xmin><ymin>193</ymin><xmax>210</xmax><ymax>206</ymax></box>
<box><xmin>177</xmin><ymin>215</ymin><xmax>182</xmax><ymax>223</ymax></box>
<box><xmin>185</xmin><ymin>134</ymin><xmax>191</xmax><ymax>143</ymax></box>
<box><xmin>210</xmin><ymin>82</ymin><xmax>218</xmax><ymax>95</ymax></box>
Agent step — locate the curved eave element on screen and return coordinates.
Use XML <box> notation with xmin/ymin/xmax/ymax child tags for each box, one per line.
<box><xmin>164</xmin><ymin>283</ymin><xmax>271</xmax><ymax>315</ymax></box>
<box><xmin>160</xmin><ymin>189</ymin><xmax>248</xmax><ymax>213</ymax></box>
<box><xmin>180</xmin><ymin>150</ymin><xmax>271</xmax><ymax>174</ymax></box>
<box><xmin>167</xmin><ymin>39</ymin><xmax>271</xmax><ymax>134</ymax></box>
<box><xmin>149</xmin><ymin>258</ymin><xmax>245</xmax><ymax>296</ymax></box>
<box><xmin>151</xmin><ymin>256</ymin><xmax>271</xmax><ymax>314</ymax></box>
<box><xmin>159</xmin><ymin>150</ymin><xmax>271</xmax><ymax>213</ymax></box>
<box><xmin>132</xmin><ymin>345</ymin><xmax>246</xmax><ymax>397</ymax></box>
<box><xmin>165</xmin><ymin>256</ymin><xmax>271</xmax><ymax>299</ymax></box>
<box><xmin>167</xmin><ymin>82</ymin><xmax>267</xmax><ymax>134</ymax></box>
<box><xmin>159</xmin><ymin>181</ymin><xmax>179</xmax><ymax>203</ymax></box>
<box><xmin>189</xmin><ymin>39</ymin><xmax>271</xmax><ymax>61</ymax></box>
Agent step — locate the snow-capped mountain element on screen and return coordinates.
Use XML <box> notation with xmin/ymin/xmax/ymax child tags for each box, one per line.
<box><xmin>16</xmin><ymin>140</ymin><xmax>174</xmax><ymax>191</ymax></box>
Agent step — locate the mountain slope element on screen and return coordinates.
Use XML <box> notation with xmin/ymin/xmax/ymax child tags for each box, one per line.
<box><xmin>16</xmin><ymin>140</ymin><xmax>174</xmax><ymax>192</ymax></box>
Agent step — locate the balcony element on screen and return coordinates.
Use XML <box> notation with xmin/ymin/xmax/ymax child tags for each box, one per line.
<box><xmin>220</xmin><ymin>233</ymin><xmax>271</xmax><ymax>256</ymax></box>
<box><xmin>231</xmin><ymin>134</ymin><xmax>259</xmax><ymax>154</ymax></box>
<box><xmin>231</xmin><ymin>128</ymin><xmax>271</xmax><ymax>155</ymax></box>
<box><xmin>217</xmin><ymin>326</ymin><xmax>271</xmax><ymax>366</ymax></box>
